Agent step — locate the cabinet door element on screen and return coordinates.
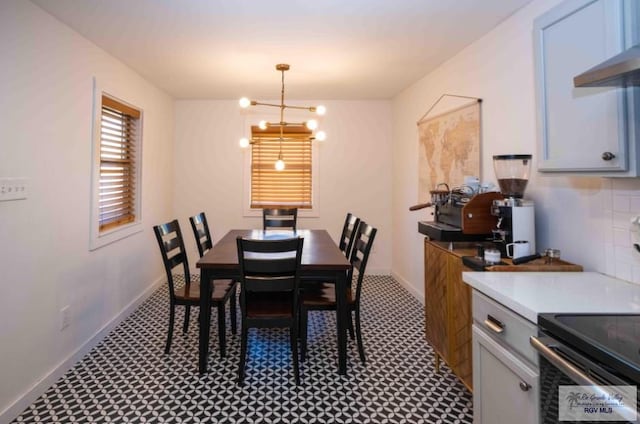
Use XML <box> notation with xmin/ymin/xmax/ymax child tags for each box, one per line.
<box><xmin>424</xmin><ymin>240</ymin><xmax>448</xmax><ymax>359</ymax></box>
<box><xmin>449</xmin><ymin>260</ymin><xmax>473</xmax><ymax>390</ymax></box>
<box><xmin>472</xmin><ymin>325</ymin><xmax>539</xmax><ymax>424</ymax></box>
<box><xmin>534</xmin><ymin>0</ymin><xmax>630</xmax><ymax>173</ymax></box>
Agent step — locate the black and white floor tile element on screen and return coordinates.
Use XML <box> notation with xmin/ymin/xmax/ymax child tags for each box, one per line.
<box><xmin>13</xmin><ymin>275</ymin><xmax>472</xmax><ymax>423</ymax></box>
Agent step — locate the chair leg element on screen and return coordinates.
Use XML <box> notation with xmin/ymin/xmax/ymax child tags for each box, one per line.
<box><xmin>354</xmin><ymin>307</ymin><xmax>366</xmax><ymax>364</ymax></box>
<box><xmin>300</xmin><ymin>307</ymin><xmax>308</xmax><ymax>362</ymax></box>
<box><xmin>183</xmin><ymin>305</ymin><xmax>191</xmax><ymax>333</ymax></box>
<box><xmin>347</xmin><ymin>314</ymin><xmax>355</xmax><ymax>340</ymax></box>
<box><xmin>230</xmin><ymin>289</ymin><xmax>237</xmax><ymax>335</ymax></box>
<box><xmin>238</xmin><ymin>323</ymin><xmax>248</xmax><ymax>384</ymax></box>
<box><xmin>165</xmin><ymin>303</ymin><xmax>175</xmax><ymax>354</ymax></box>
<box><xmin>291</xmin><ymin>323</ymin><xmax>300</xmax><ymax>385</ymax></box>
<box><xmin>217</xmin><ymin>304</ymin><xmax>226</xmax><ymax>358</ymax></box>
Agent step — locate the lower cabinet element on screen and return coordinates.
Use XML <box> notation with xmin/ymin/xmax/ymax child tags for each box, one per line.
<box><xmin>472</xmin><ymin>325</ymin><xmax>539</xmax><ymax>423</ymax></box>
<box><xmin>471</xmin><ymin>290</ymin><xmax>539</xmax><ymax>424</ymax></box>
<box><xmin>424</xmin><ymin>239</ymin><xmax>472</xmax><ymax>390</ymax></box>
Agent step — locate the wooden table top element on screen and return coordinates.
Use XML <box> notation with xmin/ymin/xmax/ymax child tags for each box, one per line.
<box><xmin>196</xmin><ymin>229</ymin><xmax>351</xmax><ymax>271</ymax></box>
<box><xmin>426</xmin><ymin>239</ymin><xmax>582</xmax><ymax>272</ymax></box>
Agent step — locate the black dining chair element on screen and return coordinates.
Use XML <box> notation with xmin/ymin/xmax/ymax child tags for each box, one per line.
<box><xmin>189</xmin><ymin>212</ymin><xmax>238</xmax><ymax>335</ymax></box>
<box><xmin>236</xmin><ymin>236</ymin><xmax>304</xmax><ymax>384</ymax></box>
<box><xmin>153</xmin><ymin>219</ymin><xmax>237</xmax><ymax>356</ymax></box>
<box><xmin>189</xmin><ymin>211</ymin><xmax>213</xmax><ymax>257</ymax></box>
<box><xmin>262</xmin><ymin>208</ymin><xmax>298</xmax><ymax>231</ymax></box>
<box><xmin>300</xmin><ymin>221</ymin><xmax>377</xmax><ymax>364</ymax></box>
<box><xmin>338</xmin><ymin>213</ymin><xmax>361</xmax><ymax>258</ymax></box>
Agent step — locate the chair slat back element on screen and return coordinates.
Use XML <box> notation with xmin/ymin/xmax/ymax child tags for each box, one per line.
<box><xmin>262</xmin><ymin>208</ymin><xmax>298</xmax><ymax>231</ymax></box>
<box><xmin>153</xmin><ymin>219</ymin><xmax>190</xmax><ymax>299</ymax></box>
<box><xmin>236</xmin><ymin>237</ymin><xmax>303</xmax><ymax>294</ymax></box>
<box><xmin>189</xmin><ymin>212</ymin><xmax>213</xmax><ymax>258</ymax></box>
<box><xmin>348</xmin><ymin>222</ymin><xmax>377</xmax><ymax>304</ymax></box>
<box><xmin>338</xmin><ymin>213</ymin><xmax>361</xmax><ymax>258</ymax></box>
<box><xmin>162</xmin><ymin>234</ymin><xmax>182</xmax><ymax>254</ymax></box>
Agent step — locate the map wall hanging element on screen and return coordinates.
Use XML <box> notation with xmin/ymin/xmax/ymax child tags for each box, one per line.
<box><xmin>416</xmin><ymin>95</ymin><xmax>482</xmax><ymax>204</ymax></box>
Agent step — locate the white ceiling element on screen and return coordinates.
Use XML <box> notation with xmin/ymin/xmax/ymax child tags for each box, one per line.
<box><xmin>31</xmin><ymin>0</ymin><xmax>533</xmax><ymax>100</ymax></box>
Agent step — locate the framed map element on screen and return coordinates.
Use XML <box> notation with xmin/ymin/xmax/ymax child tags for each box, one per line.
<box><xmin>417</xmin><ymin>101</ymin><xmax>481</xmax><ymax>203</ymax></box>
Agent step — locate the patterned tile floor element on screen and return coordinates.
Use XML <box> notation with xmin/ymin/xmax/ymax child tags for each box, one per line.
<box><xmin>13</xmin><ymin>275</ymin><xmax>472</xmax><ymax>423</ymax></box>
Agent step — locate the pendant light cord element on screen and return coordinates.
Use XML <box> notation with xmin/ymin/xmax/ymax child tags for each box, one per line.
<box><xmin>279</xmin><ymin>67</ymin><xmax>285</xmax><ymax>160</ymax></box>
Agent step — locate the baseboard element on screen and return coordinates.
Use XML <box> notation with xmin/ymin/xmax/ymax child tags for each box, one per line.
<box><xmin>0</xmin><ymin>276</ymin><xmax>164</xmax><ymax>423</ymax></box>
<box><xmin>365</xmin><ymin>268</ymin><xmax>391</xmax><ymax>276</ymax></box>
<box><xmin>391</xmin><ymin>270</ymin><xmax>424</xmax><ymax>305</ymax></box>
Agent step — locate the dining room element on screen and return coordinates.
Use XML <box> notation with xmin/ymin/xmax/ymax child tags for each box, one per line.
<box><xmin>6</xmin><ymin>0</ymin><xmax>640</xmax><ymax>422</ymax></box>
<box><xmin>0</xmin><ymin>1</ymin><xmax>438</xmax><ymax>421</ymax></box>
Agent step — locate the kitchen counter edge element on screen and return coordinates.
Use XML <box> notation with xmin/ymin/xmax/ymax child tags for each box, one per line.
<box><xmin>462</xmin><ymin>271</ymin><xmax>640</xmax><ymax>323</ymax></box>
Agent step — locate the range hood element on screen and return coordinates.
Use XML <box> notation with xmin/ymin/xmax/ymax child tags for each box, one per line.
<box><xmin>574</xmin><ymin>45</ymin><xmax>640</xmax><ymax>87</ymax></box>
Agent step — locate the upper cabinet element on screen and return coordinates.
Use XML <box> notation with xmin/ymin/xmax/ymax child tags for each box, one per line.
<box><xmin>534</xmin><ymin>0</ymin><xmax>640</xmax><ymax>175</ymax></box>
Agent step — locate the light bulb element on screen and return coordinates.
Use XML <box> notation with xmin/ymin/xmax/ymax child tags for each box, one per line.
<box><xmin>315</xmin><ymin>130</ymin><xmax>326</xmax><ymax>141</ymax></box>
<box><xmin>259</xmin><ymin>120</ymin><xmax>268</xmax><ymax>130</ymax></box>
<box><xmin>239</xmin><ymin>97</ymin><xmax>251</xmax><ymax>108</ymax></box>
<box><xmin>239</xmin><ymin>137</ymin><xmax>250</xmax><ymax>148</ymax></box>
<box><xmin>316</xmin><ymin>105</ymin><xmax>326</xmax><ymax>116</ymax></box>
<box><xmin>306</xmin><ymin>119</ymin><xmax>318</xmax><ymax>130</ymax></box>
<box><xmin>275</xmin><ymin>159</ymin><xmax>285</xmax><ymax>171</ymax></box>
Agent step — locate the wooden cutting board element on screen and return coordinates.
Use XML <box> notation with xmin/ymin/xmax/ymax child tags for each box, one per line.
<box><xmin>486</xmin><ymin>257</ymin><xmax>582</xmax><ymax>272</ymax></box>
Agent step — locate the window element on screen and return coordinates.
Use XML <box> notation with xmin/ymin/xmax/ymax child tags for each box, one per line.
<box><xmin>250</xmin><ymin>125</ymin><xmax>313</xmax><ymax>209</ymax></box>
<box><xmin>89</xmin><ymin>85</ymin><xmax>143</xmax><ymax>251</ymax></box>
<box><xmin>98</xmin><ymin>96</ymin><xmax>141</xmax><ymax>231</ymax></box>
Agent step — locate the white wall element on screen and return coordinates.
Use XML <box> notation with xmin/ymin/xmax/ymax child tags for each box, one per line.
<box><xmin>391</xmin><ymin>0</ymin><xmax>640</xmax><ymax>301</ymax></box>
<box><xmin>0</xmin><ymin>1</ymin><xmax>174</xmax><ymax>420</ymax></box>
<box><xmin>173</xmin><ymin>100</ymin><xmax>393</xmax><ymax>274</ymax></box>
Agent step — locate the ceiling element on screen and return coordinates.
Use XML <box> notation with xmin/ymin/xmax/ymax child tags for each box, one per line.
<box><xmin>32</xmin><ymin>0</ymin><xmax>533</xmax><ymax>100</ymax></box>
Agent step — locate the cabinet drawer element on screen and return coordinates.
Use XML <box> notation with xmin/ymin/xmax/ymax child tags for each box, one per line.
<box><xmin>472</xmin><ymin>290</ymin><xmax>538</xmax><ymax>366</ymax></box>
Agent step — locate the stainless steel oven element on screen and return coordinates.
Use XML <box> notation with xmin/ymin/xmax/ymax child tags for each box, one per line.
<box><xmin>531</xmin><ymin>314</ymin><xmax>640</xmax><ymax>424</ymax></box>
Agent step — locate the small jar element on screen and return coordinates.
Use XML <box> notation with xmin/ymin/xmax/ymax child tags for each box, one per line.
<box><xmin>484</xmin><ymin>248</ymin><xmax>501</xmax><ymax>265</ymax></box>
<box><xmin>544</xmin><ymin>248</ymin><xmax>561</xmax><ymax>264</ymax></box>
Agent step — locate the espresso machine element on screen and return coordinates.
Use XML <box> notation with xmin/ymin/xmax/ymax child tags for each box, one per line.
<box><xmin>414</xmin><ymin>184</ymin><xmax>503</xmax><ymax>242</ymax></box>
<box><xmin>491</xmin><ymin>154</ymin><xmax>536</xmax><ymax>256</ymax></box>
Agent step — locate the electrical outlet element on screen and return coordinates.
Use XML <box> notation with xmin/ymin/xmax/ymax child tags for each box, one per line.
<box><xmin>631</xmin><ymin>215</ymin><xmax>640</xmax><ymax>232</ymax></box>
<box><xmin>60</xmin><ymin>305</ymin><xmax>70</xmax><ymax>330</ymax></box>
<box><xmin>0</xmin><ymin>177</ymin><xmax>28</xmax><ymax>201</ymax></box>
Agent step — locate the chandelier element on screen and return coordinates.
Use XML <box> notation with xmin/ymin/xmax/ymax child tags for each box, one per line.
<box><xmin>238</xmin><ymin>64</ymin><xmax>326</xmax><ymax>171</ymax></box>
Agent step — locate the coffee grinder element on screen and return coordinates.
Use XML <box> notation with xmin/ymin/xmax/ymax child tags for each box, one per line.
<box><xmin>491</xmin><ymin>154</ymin><xmax>536</xmax><ymax>256</ymax></box>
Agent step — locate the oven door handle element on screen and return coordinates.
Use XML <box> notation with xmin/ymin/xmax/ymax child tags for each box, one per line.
<box><xmin>530</xmin><ymin>336</ymin><xmax>600</xmax><ymax>386</ymax></box>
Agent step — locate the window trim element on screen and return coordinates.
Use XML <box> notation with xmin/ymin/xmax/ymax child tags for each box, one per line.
<box><xmin>242</xmin><ymin>111</ymin><xmax>320</xmax><ymax>218</ymax></box>
<box><xmin>89</xmin><ymin>78</ymin><xmax>144</xmax><ymax>251</ymax></box>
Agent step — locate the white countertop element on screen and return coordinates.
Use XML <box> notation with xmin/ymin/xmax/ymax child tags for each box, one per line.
<box><xmin>462</xmin><ymin>272</ymin><xmax>640</xmax><ymax>323</ymax></box>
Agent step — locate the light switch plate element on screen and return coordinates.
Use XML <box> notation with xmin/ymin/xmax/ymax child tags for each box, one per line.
<box><xmin>0</xmin><ymin>177</ymin><xmax>28</xmax><ymax>201</ymax></box>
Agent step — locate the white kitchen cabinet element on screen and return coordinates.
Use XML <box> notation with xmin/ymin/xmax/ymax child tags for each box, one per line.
<box><xmin>471</xmin><ymin>291</ymin><xmax>539</xmax><ymax>424</ymax></box>
<box><xmin>533</xmin><ymin>0</ymin><xmax>640</xmax><ymax>175</ymax></box>
<box><xmin>472</xmin><ymin>326</ymin><xmax>539</xmax><ymax>424</ymax></box>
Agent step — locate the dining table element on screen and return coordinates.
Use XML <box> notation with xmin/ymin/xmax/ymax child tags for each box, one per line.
<box><xmin>196</xmin><ymin>229</ymin><xmax>352</xmax><ymax>375</ymax></box>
